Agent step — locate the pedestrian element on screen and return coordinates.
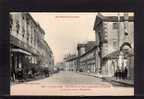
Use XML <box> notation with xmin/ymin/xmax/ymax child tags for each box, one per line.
<box><xmin>119</xmin><ymin>69</ymin><xmax>123</xmax><ymax>80</ymax></box>
<box><xmin>122</xmin><ymin>69</ymin><xmax>124</xmax><ymax>80</ymax></box>
<box><xmin>117</xmin><ymin>68</ymin><xmax>121</xmax><ymax>80</ymax></box>
<box><xmin>115</xmin><ymin>69</ymin><xmax>118</xmax><ymax>80</ymax></box>
<box><xmin>124</xmin><ymin>67</ymin><xmax>128</xmax><ymax>79</ymax></box>
<box><xmin>16</xmin><ymin>68</ymin><xmax>24</xmax><ymax>82</ymax></box>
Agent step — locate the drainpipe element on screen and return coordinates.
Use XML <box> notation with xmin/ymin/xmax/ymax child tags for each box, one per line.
<box><xmin>117</xmin><ymin>13</ymin><xmax>120</xmax><ymax>49</ymax></box>
<box><xmin>124</xmin><ymin>13</ymin><xmax>129</xmax><ymax>42</ymax></box>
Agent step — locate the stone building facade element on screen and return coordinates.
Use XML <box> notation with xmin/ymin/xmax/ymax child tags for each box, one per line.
<box><xmin>64</xmin><ymin>41</ymin><xmax>98</xmax><ymax>73</ymax></box>
<box><xmin>93</xmin><ymin>13</ymin><xmax>134</xmax><ymax>80</ymax></box>
<box><xmin>10</xmin><ymin>12</ymin><xmax>54</xmax><ymax>80</ymax></box>
<box><xmin>62</xmin><ymin>13</ymin><xmax>134</xmax><ymax>81</ymax></box>
<box><xmin>64</xmin><ymin>54</ymin><xmax>77</xmax><ymax>71</ymax></box>
<box><xmin>77</xmin><ymin>41</ymin><xmax>97</xmax><ymax>72</ymax></box>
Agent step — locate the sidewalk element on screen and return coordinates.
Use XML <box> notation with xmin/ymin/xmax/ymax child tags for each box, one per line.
<box><xmin>11</xmin><ymin>75</ymin><xmax>50</xmax><ymax>85</ymax></box>
<box><xmin>101</xmin><ymin>77</ymin><xmax>134</xmax><ymax>86</ymax></box>
<box><xmin>78</xmin><ymin>72</ymin><xmax>134</xmax><ymax>86</ymax></box>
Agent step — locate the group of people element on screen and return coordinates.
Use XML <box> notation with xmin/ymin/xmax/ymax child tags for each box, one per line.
<box><xmin>114</xmin><ymin>67</ymin><xmax>128</xmax><ymax>80</ymax></box>
<box><xmin>11</xmin><ymin>67</ymin><xmax>50</xmax><ymax>82</ymax></box>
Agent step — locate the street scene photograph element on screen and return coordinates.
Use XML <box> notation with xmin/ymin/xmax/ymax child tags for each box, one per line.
<box><xmin>10</xmin><ymin>12</ymin><xmax>134</xmax><ymax>96</ymax></box>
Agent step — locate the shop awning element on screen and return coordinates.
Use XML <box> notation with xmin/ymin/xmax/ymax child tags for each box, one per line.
<box><xmin>11</xmin><ymin>48</ymin><xmax>32</xmax><ymax>56</ymax></box>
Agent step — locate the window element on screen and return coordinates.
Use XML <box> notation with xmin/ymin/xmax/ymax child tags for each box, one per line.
<box><xmin>104</xmin><ymin>33</ymin><xmax>108</xmax><ymax>40</ymax></box>
<box><xmin>22</xmin><ymin>27</ymin><xmax>25</xmax><ymax>37</ymax></box>
<box><xmin>113</xmin><ymin>40</ymin><xmax>117</xmax><ymax>48</ymax></box>
<box><xmin>9</xmin><ymin>15</ymin><xmax>13</xmax><ymax>31</ymax></box>
<box><xmin>34</xmin><ymin>29</ymin><xmax>36</xmax><ymax>33</ymax></box>
<box><xmin>124</xmin><ymin>29</ymin><xmax>128</xmax><ymax>36</ymax></box>
<box><xmin>16</xmin><ymin>20</ymin><xmax>20</xmax><ymax>33</ymax></box>
<box><xmin>31</xmin><ymin>36</ymin><xmax>33</xmax><ymax>43</ymax></box>
<box><xmin>93</xmin><ymin>52</ymin><xmax>95</xmax><ymax>57</ymax></box>
<box><xmin>124</xmin><ymin>24</ymin><xmax>127</xmax><ymax>29</ymax></box>
<box><xmin>113</xmin><ymin>22</ymin><xmax>118</xmax><ymax>29</ymax></box>
<box><xmin>26</xmin><ymin>17</ymin><xmax>29</xmax><ymax>25</ymax></box>
<box><xmin>125</xmin><ymin>32</ymin><xmax>128</xmax><ymax>36</ymax></box>
<box><xmin>27</xmin><ymin>33</ymin><xmax>29</xmax><ymax>41</ymax></box>
<box><xmin>22</xmin><ymin>16</ymin><xmax>25</xmax><ymax>20</ymax></box>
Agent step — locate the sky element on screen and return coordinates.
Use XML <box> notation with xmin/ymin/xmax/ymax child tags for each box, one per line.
<box><xmin>30</xmin><ymin>12</ymin><xmax>134</xmax><ymax>64</ymax></box>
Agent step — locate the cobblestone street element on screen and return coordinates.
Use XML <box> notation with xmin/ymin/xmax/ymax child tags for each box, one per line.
<box><xmin>11</xmin><ymin>71</ymin><xmax>134</xmax><ymax>96</ymax></box>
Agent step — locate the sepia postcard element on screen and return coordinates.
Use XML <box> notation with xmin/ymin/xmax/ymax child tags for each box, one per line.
<box><xmin>10</xmin><ymin>12</ymin><xmax>134</xmax><ymax>96</ymax></box>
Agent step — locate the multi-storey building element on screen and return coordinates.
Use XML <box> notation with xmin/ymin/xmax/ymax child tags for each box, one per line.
<box><xmin>64</xmin><ymin>54</ymin><xmax>77</xmax><ymax>71</ymax></box>
<box><xmin>77</xmin><ymin>41</ymin><xmax>97</xmax><ymax>72</ymax></box>
<box><xmin>64</xmin><ymin>41</ymin><xmax>98</xmax><ymax>73</ymax></box>
<box><xmin>55</xmin><ymin>62</ymin><xmax>65</xmax><ymax>71</ymax></box>
<box><xmin>10</xmin><ymin>12</ymin><xmax>54</xmax><ymax>80</ymax></box>
<box><xmin>93</xmin><ymin>13</ymin><xmax>134</xmax><ymax>80</ymax></box>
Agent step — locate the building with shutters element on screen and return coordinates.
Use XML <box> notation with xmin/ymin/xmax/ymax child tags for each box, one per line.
<box><xmin>10</xmin><ymin>12</ymin><xmax>54</xmax><ymax>81</ymax></box>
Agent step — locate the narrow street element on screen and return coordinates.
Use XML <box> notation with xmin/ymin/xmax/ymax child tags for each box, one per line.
<box><xmin>11</xmin><ymin>71</ymin><xmax>134</xmax><ymax>96</ymax></box>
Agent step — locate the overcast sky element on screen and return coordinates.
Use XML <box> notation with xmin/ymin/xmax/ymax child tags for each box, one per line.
<box><xmin>30</xmin><ymin>12</ymin><xmax>134</xmax><ymax>64</ymax></box>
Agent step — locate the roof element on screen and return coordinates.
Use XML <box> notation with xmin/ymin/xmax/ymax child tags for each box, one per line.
<box><xmin>77</xmin><ymin>43</ymin><xmax>86</xmax><ymax>49</ymax></box>
<box><xmin>79</xmin><ymin>44</ymin><xmax>98</xmax><ymax>58</ymax></box>
<box><xmin>77</xmin><ymin>41</ymin><xmax>98</xmax><ymax>58</ymax></box>
<box><xmin>93</xmin><ymin>13</ymin><xmax>134</xmax><ymax>30</ymax></box>
<box><xmin>96</xmin><ymin>14</ymin><xmax>134</xmax><ymax>22</ymax></box>
<box><xmin>26</xmin><ymin>13</ymin><xmax>45</xmax><ymax>35</ymax></box>
<box><xmin>64</xmin><ymin>54</ymin><xmax>78</xmax><ymax>62</ymax></box>
<box><xmin>85</xmin><ymin>41</ymin><xmax>96</xmax><ymax>52</ymax></box>
<box><xmin>104</xmin><ymin>49</ymin><xmax>134</xmax><ymax>59</ymax></box>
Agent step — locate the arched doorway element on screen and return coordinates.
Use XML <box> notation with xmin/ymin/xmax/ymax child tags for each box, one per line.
<box><xmin>118</xmin><ymin>42</ymin><xmax>134</xmax><ymax>80</ymax></box>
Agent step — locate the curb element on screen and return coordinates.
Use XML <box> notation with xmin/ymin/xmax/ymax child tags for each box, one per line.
<box><xmin>111</xmin><ymin>79</ymin><xmax>134</xmax><ymax>86</ymax></box>
<box><xmin>101</xmin><ymin>77</ymin><xmax>134</xmax><ymax>86</ymax></box>
<box><xmin>79</xmin><ymin>72</ymin><xmax>133</xmax><ymax>86</ymax></box>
